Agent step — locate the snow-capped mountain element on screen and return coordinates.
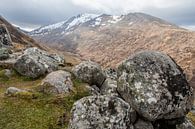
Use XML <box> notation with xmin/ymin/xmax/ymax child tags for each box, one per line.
<box><xmin>29</xmin><ymin>12</ymin><xmax>195</xmax><ymax>79</ymax></box>
<box><xmin>30</xmin><ymin>13</ymin><xmax>100</xmax><ymax>36</ymax></box>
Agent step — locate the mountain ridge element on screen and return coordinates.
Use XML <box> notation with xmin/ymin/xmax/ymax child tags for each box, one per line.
<box><xmin>29</xmin><ymin>12</ymin><xmax>195</xmax><ymax>79</ymax></box>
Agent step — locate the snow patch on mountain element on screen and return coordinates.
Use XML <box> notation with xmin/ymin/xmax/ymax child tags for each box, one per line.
<box><xmin>30</xmin><ymin>13</ymin><xmax>100</xmax><ymax>36</ymax></box>
<box><xmin>66</xmin><ymin>13</ymin><xmax>99</xmax><ymax>30</ymax></box>
<box><xmin>108</xmin><ymin>16</ymin><xmax>123</xmax><ymax>24</ymax></box>
<box><xmin>41</xmin><ymin>21</ymin><xmax>66</xmax><ymax>31</ymax></box>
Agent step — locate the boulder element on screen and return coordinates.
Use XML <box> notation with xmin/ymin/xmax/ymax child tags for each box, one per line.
<box><xmin>0</xmin><ymin>47</ymin><xmax>9</xmax><ymax>60</ymax></box>
<box><xmin>0</xmin><ymin>24</ymin><xmax>12</xmax><ymax>47</ymax></box>
<box><xmin>68</xmin><ymin>95</ymin><xmax>137</xmax><ymax>129</ymax></box>
<box><xmin>134</xmin><ymin>119</ymin><xmax>154</xmax><ymax>129</ymax></box>
<box><xmin>14</xmin><ymin>47</ymin><xmax>65</xmax><ymax>78</ymax></box>
<box><xmin>72</xmin><ymin>61</ymin><xmax>106</xmax><ymax>87</ymax></box>
<box><xmin>39</xmin><ymin>70</ymin><xmax>73</xmax><ymax>94</ymax></box>
<box><xmin>117</xmin><ymin>51</ymin><xmax>193</xmax><ymax>121</ymax></box>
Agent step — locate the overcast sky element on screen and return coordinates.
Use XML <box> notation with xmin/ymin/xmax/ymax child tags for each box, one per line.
<box><xmin>0</xmin><ymin>0</ymin><xmax>195</xmax><ymax>31</ymax></box>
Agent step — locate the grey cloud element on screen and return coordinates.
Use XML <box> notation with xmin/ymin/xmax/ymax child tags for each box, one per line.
<box><xmin>0</xmin><ymin>0</ymin><xmax>195</xmax><ymax>30</ymax></box>
<box><xmin>143</xmin><ymin>3</ymin><xmax>195</xmax><ymax>26</ymax></box>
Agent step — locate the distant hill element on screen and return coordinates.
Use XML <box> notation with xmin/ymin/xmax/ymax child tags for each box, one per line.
<box><xmin>29</xmin><ymin>13</ymin><xmax>195</xmax><ymax>79</ymax></box>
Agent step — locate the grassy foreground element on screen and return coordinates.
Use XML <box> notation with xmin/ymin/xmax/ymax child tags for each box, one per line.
<box><xmin>0</xmin><ymin>68</ymin><xmax>90</xmax><ymax>129</ymax></box>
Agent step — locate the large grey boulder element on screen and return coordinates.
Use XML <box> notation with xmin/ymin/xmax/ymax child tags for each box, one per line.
<box><xmin>39</xmin><ymin>70</ymin><xmax>73</xmax><ymax>94</ymax></box>
<box><xmin>72</xmin><ymin>61</ymin><xmax>106</xmax><ymax>87</ymax></box>
<box><xmin>0</xmin><ymin>47</ymin><xmax>9</xmax><ymax>60</ymax></box>
<box><xmin>117</xmin><ymin>51</ymin><xmax>193</xmax><ymax>121</ymax></box>
<box><xmin>14</xmin><ymin>47</ymin><xmax>65</xmax><ymax>78</ymax></box>
<box><xmin>0</xmin><ymin>24</ymin><xmax>12</xmax><ymax>47</ymax></box>
<box><xmin>68</xmin><ymin>95</ymin><xmax>137</xmax><ymax>129</ymax></box>
<box><xmin>134</xmin><ymin>119</ymin><xmax>154</xmax><ymax>129</ymax></box>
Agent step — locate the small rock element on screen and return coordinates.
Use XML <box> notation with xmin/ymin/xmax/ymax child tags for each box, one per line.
<box><xmin>117</xmin><ymin>51</ymin><xmax>193</xmax><ymax>121</ymax></box>
<box><xmin>39</xmin><ymin>70</ymin><xmax>73</xmax><ymax>94</ymax></box>
<box><xmin>72</xmin><ymin>61</ymin><xmax>106</xmax><ymax>87</ymax></box>
<box><xmin>4</xmin><ymin>69</ymin><xmax>13</xmax><ymax>78</ymax></box>
<box><xmin>5</xmin><ymin>87</ymin><xmax>26</xmax><ymax>96</ymax></box>
<box><xmin>68</xmin><ymin>95</ymin><xmax>136</xmax><ymax>129</ymax></box>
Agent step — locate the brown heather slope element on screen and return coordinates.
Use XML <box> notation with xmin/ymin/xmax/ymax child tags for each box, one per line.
<box><xmin>76</xmin><ymin>21</ymin><xmax>195</xmax><ymax>79</ymax></box>
<box><xmin>31</xmin><ymin>13</ymin><xmax>195</xmax><ymax>79</ymax></box>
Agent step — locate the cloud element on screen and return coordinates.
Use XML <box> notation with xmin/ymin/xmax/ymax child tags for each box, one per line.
<box><xmin>72</xmin><ymin>0</ymin><xmax>184</xmax><ymax>13</ymax></box>
<box><xmin>0</xmin><ymin>0</ymin><xmax>194</xmax><ymax>30</ymax></box>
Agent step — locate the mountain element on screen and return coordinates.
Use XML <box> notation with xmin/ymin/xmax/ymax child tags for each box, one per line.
<box><xmin>30</xmin><ymin>13</ymin><xmax>195</xmax><ymax>79</ymax></box>
<box><xmin>0</xmin><ymin>15</ymin><xmax>44</xmax><ymax>51</ymax></box>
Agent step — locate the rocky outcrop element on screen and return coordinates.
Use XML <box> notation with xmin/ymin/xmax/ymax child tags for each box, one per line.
<box><xmin>0</xmin><ymin>24</ymin><xmax>12</xmax><ymax>47</ymax></box>
<box><xmin>14</xmin><ymin>47</ymin><xmax>65</xmax><ymax>78</ymax></box>
<box><xmin>68</xmin><ymin>50</ymin><xmax>195</xmax><ymax>129</ymax></box>
<box><xmin>72</xmin><ymin>61</ymin><xmax>106</xmax><ymax>87</ymax></box>
<box><xmin>117</xmin><ymin>51</ymin><xmax>193</xmax><ymax>121</ymax></box>
<box><xmin>0</xmin><ymin>47</ymin><xmax>9</xmax><ymax>60</ymax></box>
<box><xmin>68</xmin><ymin>95</ymin><xmax>136</xmax><ymax>129</ymax></box>
<box><xmin>39</xmin><ymin>70</ymin><xmax>73</xmax><ymax>94</ymax></box>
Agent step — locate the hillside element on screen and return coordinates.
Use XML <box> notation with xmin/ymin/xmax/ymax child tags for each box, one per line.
<box><xmin>0</xmin><ymin>16</ymin><xmax>45</xmax><ymax>51</ymax></box>
<box><xmin>0</xmin><ymin>13</ymin><xmax>195</xmax><ymax>129</ymax></box>
<box><xmin>30</xmin><ymin>13</ymin><xmax>195</xmax><ymax>79</ymax></box>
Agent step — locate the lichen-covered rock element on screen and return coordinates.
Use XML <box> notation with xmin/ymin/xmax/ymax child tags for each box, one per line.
<box><xmin>72</xmin><ymin>61</ymin><xmax>106</xmax><ymax>87</ymax></box>
<box><xmin>176</xmin><ymin>118</ymin><xmax>195</xmax><ymax>129</ymax></box>
<box><xmin>134</xmin><ymin>119</ymin><xmax>154</xmax><ymax>129</ymax></box>
<box><xmin>117</xmin><ymin>51</ymin><xmax>193</xmax><ymax>121</ymax></box>
<box><xmin>101</xmin><ymin>78</ymin><xmax>118</xmax><ymax>96</ymax></box>
<box><xmin>14</xmin><ymin>47</ymin><xmax>65</xmax><ymax>78</ymax></box>
<box><xmin>5</xmin><ymin>87</ymin><xmax>26</xmax><ymax>96</ymax></box>
<box><xmin>68</xmin><ymin>95</ymin><xmax>136</xmax><ymax>129</ymax></box>
<box><xmin>39</xmin><ymin>70</ymin><xmax>73</xmax><ymax>94</ymax></box>
<box><xmin>0</xmin><ymin>24</ymin><xmax>12</xmax><ymax>47</ymax></box>
<box><xmin>0</xmin><ymin>47</ymin><xmax>9</xmax><ymax>60</ymax></box>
